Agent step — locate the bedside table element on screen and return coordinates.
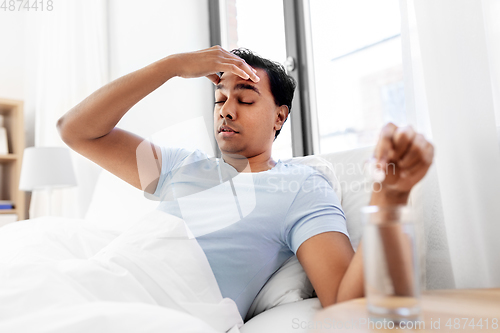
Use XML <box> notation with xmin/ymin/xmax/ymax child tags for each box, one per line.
<box><xmin>310</xmin><ymin>289</ymin><xmax>500</xmax><ymax>332</ymax></box>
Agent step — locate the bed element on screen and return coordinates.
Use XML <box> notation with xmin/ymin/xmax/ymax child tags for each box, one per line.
<box><xmin>1</xmin><ymin>145</ymin><xmax>417</xmax><ymax>333</ymax></box>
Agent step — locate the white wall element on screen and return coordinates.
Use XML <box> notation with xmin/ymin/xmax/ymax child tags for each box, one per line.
<box><xmin>108</xmin><ymin>0</ymin><xmax>215</xmax><ymax>150</ymax></box>
<box><xmin>87</xmin><ymin>0</ymin><xmax>214</xmax><ymax>216</ymax></box>
<box><xmin>0</xmin><ymin>0</ymin><xmax>214</xmax><ymax>218</ymax></box>
<box><xmin>0</xmin><ymin>11</ymin><xmax>37</xmax><ymax>149</ymax></box>
<box><xmin>0</xmin><ymin>12</ymin><xmax>25</xmax><ymax>100</ymax></box>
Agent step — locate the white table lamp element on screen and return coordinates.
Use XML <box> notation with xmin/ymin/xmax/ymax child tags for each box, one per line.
<box><xmin>19</xmin><ymin>147</ymin><xmax>77</xmax><ymax>216</ymax></box>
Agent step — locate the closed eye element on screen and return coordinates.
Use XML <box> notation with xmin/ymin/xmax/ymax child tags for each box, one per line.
<box><xmin>215</xmin><ymin>101</ymin><xmax>253</xmax><ymax>105</ymax></box>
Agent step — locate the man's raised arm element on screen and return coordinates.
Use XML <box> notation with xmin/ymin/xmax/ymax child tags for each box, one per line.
<box><xmin>57</xmin><ymin>46</ymin><xmax>259</xmax><ymax>193</ymax></box>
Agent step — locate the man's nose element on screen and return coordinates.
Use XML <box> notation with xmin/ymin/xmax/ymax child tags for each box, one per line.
<box><xmin>219</xmin><ymin>101</ymin><xmax>236</xmax><ymax>120</ymax></box>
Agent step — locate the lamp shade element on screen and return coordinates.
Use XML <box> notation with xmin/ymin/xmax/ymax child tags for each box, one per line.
<box><xmin>19</xmin><ymin>147</ymin><xmax>77</xmax><ymax>191</ymax></box>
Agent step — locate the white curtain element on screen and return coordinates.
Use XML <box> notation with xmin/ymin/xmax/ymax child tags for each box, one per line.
<box><xmin>28</xmin><ymin>0</ymin><xmax>108</xmax><ymax>218</ymax></box>
<box><xmin>401</xmin><ymin>0</ymin><xmax>500</xmax><ymax>289</ymax></box>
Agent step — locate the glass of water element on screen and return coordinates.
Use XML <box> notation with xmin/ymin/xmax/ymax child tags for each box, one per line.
<box><xmin>361</xmin><ymin>205</ymin><xmax>421</xmax><ymax>324</ymax></box>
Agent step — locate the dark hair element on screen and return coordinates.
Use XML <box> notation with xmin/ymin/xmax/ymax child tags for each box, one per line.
<box><xmin>230</xmin><ymin>48</ymin><xmax>296</xmax><ymax>140</ymax></box>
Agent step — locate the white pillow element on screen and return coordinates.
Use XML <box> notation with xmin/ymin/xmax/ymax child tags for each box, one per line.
<box><xmin>85</xmin><ymin>169</ymin><xmax>160</xmax><ymax>231</ymax></box>
<box><xmin>245</xmin><ymin>255</ymin><xmax>313</xmax><ymax>321</ymax></box>
<box><xmin>246</xmin><ymin>147</ymin><xmax>375</xmax><ymax>320</ymax></box>
<box><xmin>281</xmin><ymin>154</ymin><xmax>343</xmax><ymax>202</ymax></box>
<box><xmin>242</xmin><ymin>298</ymin><xmax>321</xmax><ymax>333</ymax></box>
<box><xmin>320</xmin><ymin>146</ymin><xmax>375</xmax><ymax>250</ymax></box>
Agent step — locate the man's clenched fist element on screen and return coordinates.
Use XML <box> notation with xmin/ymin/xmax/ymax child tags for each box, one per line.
<box><xmin>373</xmin><ymin>123</ymin><xmax>434</xmax><ymax>198</ymax></box>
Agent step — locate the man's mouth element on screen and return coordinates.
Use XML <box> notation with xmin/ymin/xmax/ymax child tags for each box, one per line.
<box><xmin>219</xmin><ymin>125</ymin><xmax>238</xmax><ymax>134</ymax></box>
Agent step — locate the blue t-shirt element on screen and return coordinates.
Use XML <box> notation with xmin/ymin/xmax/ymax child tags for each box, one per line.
<box><xmin>153</xmin><ymin>147</ymin><xmax>348</xmax><ymax>319</ymax></box>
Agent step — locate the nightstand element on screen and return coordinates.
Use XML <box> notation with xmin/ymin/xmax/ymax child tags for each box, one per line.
<box><xmin>310</xmin><ymin>289</ymin><xmax>500</xmax><ymax>332</ymax></box>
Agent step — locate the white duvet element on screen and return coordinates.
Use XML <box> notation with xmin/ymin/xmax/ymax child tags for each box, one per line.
<box><xmin>0</xmin><ymin>211</ymin><xmax>243</xmax><ymax>333</ymax></box>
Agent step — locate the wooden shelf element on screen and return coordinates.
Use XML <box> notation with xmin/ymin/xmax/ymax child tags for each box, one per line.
<box><xmin>0</xmin><ymin>154</ymin><xmax>18</xmax><ymax>162</ymax></box>
<box><xmin>0</xmin><ymin>98</ymin><xmax>25</xmax><ymax>222</ymax></box>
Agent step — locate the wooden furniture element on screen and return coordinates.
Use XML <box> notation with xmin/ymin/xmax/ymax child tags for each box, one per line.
<box><xmin>312</xmin><ymin>289</ymin><xmax>500</xmax><ymax>332</ymax></box>
<box><xmin>0</xmin><ymin>98</ymin><xmax>25</xmax><ymax>222</ymax></box>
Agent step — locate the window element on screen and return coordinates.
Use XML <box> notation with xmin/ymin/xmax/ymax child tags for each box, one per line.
<box><xmin>308</xmin><ymin>0</ymin><xmax>405</xmax><ymax>154</ymax></box>
<box><xmin>212</xmin><ymin>0</ymin><xmax>405</xmax><ymax>156</ymax></box>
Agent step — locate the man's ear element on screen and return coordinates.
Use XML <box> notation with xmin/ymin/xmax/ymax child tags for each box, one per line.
<box><xmin>274</xmin><ymin>105</ymin><xmax>289</xmax><ymax>131</ymax></box>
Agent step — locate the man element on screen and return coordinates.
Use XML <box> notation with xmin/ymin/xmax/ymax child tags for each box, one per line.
<box><xmin>57</xmin><ymin>46</ymin><xmax>434</xmax><ymax>319</ymax></box>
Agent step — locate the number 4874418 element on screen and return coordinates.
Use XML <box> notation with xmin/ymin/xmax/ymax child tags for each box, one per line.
<box><xmin>445</xmin><ymin>318</ymin><xmax>499</xmax><ymax>330</ymax></box>
<box><xmin>1</xmin><ymin>0</ymin><xmax>53</xmax><ymax>11</ymax></box>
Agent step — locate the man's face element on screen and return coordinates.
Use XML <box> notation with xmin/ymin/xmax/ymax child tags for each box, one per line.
<box><xmin>213</xmin><ymin>68</ymin><xmax>286</xmax><ymax>159</ymax></box>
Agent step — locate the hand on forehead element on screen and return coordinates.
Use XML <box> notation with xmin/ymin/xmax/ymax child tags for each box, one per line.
<box><xmin>218</xmin><ymin>68</ymin><xmax>270</xmax><ymax>96</ymax></box>
<box><xmin>204</xmin><ymin>47</ymin><xmax>261</xmax><ymax>85</ymax></box>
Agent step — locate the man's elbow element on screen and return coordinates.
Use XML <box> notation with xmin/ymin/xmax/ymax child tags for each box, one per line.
<box><xmin>317</xmin><ymin>292</ymin><xmax>357</xmax><ymax>309</ymax></box>
<box><xmin>317</xmin><ymin>291</ymin><xmax>338</xmax><ymax>309</ymax></box>
<box><xmin>57</xmin><ymin>111</ymin><xmax>83</xmax><ymax>146</ymax></box>
<box><xmin>56</xmin><ymin>115</ymin><xmax>71</xmax><ymax>144</ymax></box>
<box><xmin>318</xmin><ymin>293</ymin><xmax>355</xmax><ymax>310</ymax></box>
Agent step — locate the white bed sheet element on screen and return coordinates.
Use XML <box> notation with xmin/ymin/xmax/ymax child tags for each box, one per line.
<box><xmin>0</xmin><ymin>212</ymin><xmax>243</xmax><ymax>333</ymax></box>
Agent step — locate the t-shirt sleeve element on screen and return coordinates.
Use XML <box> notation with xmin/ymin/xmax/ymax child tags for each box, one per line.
<box><xmin>284</xmin><ymin>172</ymin><xmax>349</xmax><ymax>254</ymax></box>
<box><xmin>152</xmin><ymin>146</ymin><xmax>192</xmax><ymax>199</ymax></box>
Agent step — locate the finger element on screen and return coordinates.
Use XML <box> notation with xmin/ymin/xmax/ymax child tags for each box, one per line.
<box><xmin>210</xmin><ymin>46</ymin><xmax>255</xmax><ymax>80</ymax></box>
<box><xmin>229</xmin><ymin>57</ymin><xmax>260</xmax><ymax>82</ymax></box>
<box><xmin>400</xmin><ymin>142</ymin><xmax>434</xmax><ymax>179</ymax></box>
<box><xmin>215</xmin><ymin>47</ymin><xmax>261</xmax><ymax>82</ymax></box>
<box><xmin>398</xmin><ymin>134</ymin><xmax>428</xmax><ymax>168</ymax></box>
<box><xmin>398</xmin><ymin>149</ymin><xmax>420</xmax><ymax>170</ymax></box>
<box><xmin>392</xmin><ymin>126</ymin><xmax>416</xmax><ymax>161</ymax></box>
<box><xmin>426</xmin><ymin>141</ymin><xmax>435</xmax><ymax>165</ymax></box>
<box><xmin>221</xmin><ymin>63</ymin><xmax>251</xmax><ymax>81</ymax></box>
<box><xmin>374</xmin><ymin>123</ymin><xmax>398</xmax><ymax>167</ymax></box>
<box><xmin>218</xmin><ymin>48</ymin><xmax>260</xmax><ymax>82</ymax></box>
<box><xmin>400</xmin><ymin>160</ymin><xmax>431</xmax><ymax>186</ymax></box>
<box><xmin>206</xmin><ymin>74</ymin><xmax>221</xmax><ymax>85</ymax></box>
<box><xmin>248</xmin><ymin>67</ymin><xmax>260</xmax><ymax>82</ymax></box>
<box><xmin>398</xmin><ymin>140</ymin><xmax>421</xmax><ymax>170</ymax></box>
